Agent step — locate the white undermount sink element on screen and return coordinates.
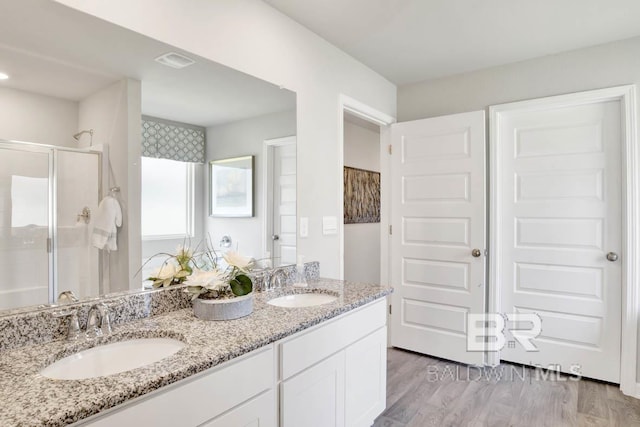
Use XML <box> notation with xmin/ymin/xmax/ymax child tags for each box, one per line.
<box><xmin>267</xmin><ymin>292</ymin><xmax>338</xmax><ymax>308</ymax></box>
<box><xmin>40</xmin><ymin>338</ymin><xmax>185</xmax><ymax>380</ymax></box>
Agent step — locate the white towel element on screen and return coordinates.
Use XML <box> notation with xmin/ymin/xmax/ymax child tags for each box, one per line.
<box><xmin>91</xmin><ymin>195</ymin><xmax>122</xmax><ymax>251</ymax></box>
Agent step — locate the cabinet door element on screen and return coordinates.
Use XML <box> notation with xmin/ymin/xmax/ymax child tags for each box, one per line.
<box><xmin>345</xmin><ymin>327</ymin><xmax>387</xmax><ymax>427</ymax></box>
<box><xmin>281</xmin><ymin>351</ymin><xmax>345</xmax><ymax>427</ymax></box>
<box><xmin>201</xmin><ymin>390</ymin><xmax>275</xmax><ymax>427</ymax></box>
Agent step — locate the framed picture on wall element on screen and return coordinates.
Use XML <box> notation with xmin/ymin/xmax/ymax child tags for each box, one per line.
<box><xmin>344</xmin><ymin>166</ymin><xmax>381</xmax><ymax>224</ymax></box>
<box><xmin>209</xmin><ymin>155</ymin><xmax>254</xmax><ymax>217</ymax></box>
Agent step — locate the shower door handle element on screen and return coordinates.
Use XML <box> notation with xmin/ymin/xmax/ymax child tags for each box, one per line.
<box><xmin>77</xmin><ymin>207</ymin><xmax>91</xmax><ymax>224</ymax></box>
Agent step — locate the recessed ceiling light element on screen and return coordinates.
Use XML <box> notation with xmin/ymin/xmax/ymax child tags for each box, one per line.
<box><xmin>154</xmin><ymin>52</ymin><xmax>195</xmax><ymax>69</ymax></box>
<box><xmin>0</xmin><ymin>72</ymin><xmax>9</xmax><ymax>80</ymax></box>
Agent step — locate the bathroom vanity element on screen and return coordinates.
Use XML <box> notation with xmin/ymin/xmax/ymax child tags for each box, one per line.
<box><xmin>0</xmin><ymin>279</ymin><xmax>391</xmax><ymax>427</ymax></box>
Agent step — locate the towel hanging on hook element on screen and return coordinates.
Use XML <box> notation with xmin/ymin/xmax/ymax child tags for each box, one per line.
<box><xmin>92</xmin><ymin>193</ymin><xmax>122</xmax><ymax>251</ymax></box>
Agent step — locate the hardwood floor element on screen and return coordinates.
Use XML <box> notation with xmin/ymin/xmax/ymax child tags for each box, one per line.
<box><xmin>374</xmin><ymin>348</ymin><xmax>640</xmax><ymax>427</ymax></box>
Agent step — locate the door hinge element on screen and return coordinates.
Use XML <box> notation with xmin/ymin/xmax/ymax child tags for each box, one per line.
<box><xmin>388</xmin><ymin>144</ymin><xmax>392</xmax><ymax>155</ymax></box>
<box><xmin>389</xmin><ymin>305</ymin><xmax>392</xmax><ymax>315</ymax></box>
<box><xmin>389</xmin><ymin>225</ymin><xmax>392</xmax><ymax>235</ymax></box>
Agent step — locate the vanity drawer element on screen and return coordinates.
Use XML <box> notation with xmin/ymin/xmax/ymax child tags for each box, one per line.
<box><xmin>279</xmin><ymin>299</ymin><xmax>386</xmax><ymax>380</ymax></box>
<box><xmin>81</xmin><ymin>345</ymin><xmax>274</xmax><ymax>426</ymax></box>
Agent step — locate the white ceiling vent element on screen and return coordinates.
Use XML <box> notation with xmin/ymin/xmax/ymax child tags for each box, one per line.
<box><xmin>154</xmin><ymin>52</ymin><xmax>195</xmax><ymax>69</ymax></box>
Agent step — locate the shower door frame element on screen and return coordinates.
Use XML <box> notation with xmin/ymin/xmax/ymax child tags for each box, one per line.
<box><xmin>0</xmin><ymin>139</ymin><xmax>103</xmax><ymax>305</ymax></box>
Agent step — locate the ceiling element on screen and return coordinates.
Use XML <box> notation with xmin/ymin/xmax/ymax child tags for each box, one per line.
<box><xmin>264</xmin><ymin>0</ymin><xmax>640</xmax><ymax>85</ymax></box>
<box><xmin>0</xmin><ymin>0</ymin><xmax>295</xmax><ymax>127</ymax></box>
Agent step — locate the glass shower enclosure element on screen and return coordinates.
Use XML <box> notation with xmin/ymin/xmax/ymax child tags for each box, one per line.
<box><xmin>0</xmin><ymin>140</ymin><xmax>102</xmax><ymax>310</ymax></box>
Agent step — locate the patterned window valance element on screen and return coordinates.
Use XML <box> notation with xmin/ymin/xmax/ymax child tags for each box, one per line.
<box><xmin>141</xmin><ymin>116</ymin><xmax>205</xmax><ymax>163</ymax></box>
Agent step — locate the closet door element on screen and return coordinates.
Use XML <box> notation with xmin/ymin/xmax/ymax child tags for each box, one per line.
<box><xmin>390</xmin><ymin>111</ymin><xmax>486</xmax><ymax>365</ymax></box>
<box><xmin>491</xmin><ymin>95</ymin><xmax>622</xmax><ymax>382</ymax></box>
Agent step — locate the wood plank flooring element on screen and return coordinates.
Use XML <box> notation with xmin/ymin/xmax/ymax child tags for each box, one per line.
<box><xmin>374</xmin><ymin>348</ymin><xmax>640</xmax><ymax>427</ymax></box>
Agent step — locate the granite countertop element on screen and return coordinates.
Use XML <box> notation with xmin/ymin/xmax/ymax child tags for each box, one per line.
<box><xmin>0</xmin><ymin>279</ymin><xmax>392</xmax><ymax>427</ymax></box>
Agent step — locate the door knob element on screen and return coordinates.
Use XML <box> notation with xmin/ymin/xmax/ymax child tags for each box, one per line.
<box><xmin>471</xmin><ymin>249</ymin><xmax>482</xmax><ymax>258</ymax></box>
<box><xmin>606</xmin><ymin>252</ymin><xmax>619</xmax><ymax>262</ymax></box>
<box><xmin>272</xmin><ymin>235</ymin><xmax>280</xmax><ymax>241</ymax></box>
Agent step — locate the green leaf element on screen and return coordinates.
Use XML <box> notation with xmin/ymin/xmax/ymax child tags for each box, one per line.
<box><xmin>230</xmin><ymin>274</ymin><xmax>252</xmax><ymax>296</ymax></box>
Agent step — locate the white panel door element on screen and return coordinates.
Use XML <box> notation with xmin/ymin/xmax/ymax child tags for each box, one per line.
<box><xmin>264</xmin><ymin>141</ymin><xmax>297</xmax><ymax>267</ymax></box>
<box><xmin>391</xmin><ymin>111</ymin><xmax>486</xmax><ymax>365</ymax></box>
<box><xmin>272</xmin><ymin>143</ymin><xmax>297</xmax><ymax>266</ymax></box>
<box><xmin>494</xmin><ymin>100</ymin><xmax>622</xmax><ymax>382</ymax></box>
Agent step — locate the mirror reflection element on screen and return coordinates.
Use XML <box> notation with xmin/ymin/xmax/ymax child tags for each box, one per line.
<box><xmin>209</xmin><ymin>156</ymin><xmax>255</xmax><ymax>218</ymax></box>
<box><xmin>0</xmin><ymin>0</ymin><xmax>296</xmax><ymax>313</ymax></box>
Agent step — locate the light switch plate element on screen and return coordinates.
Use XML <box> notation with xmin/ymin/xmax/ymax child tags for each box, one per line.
<box><xmin>299</xmin><ymin>217</ymin><xmax>309</xmax><ymax>238</ymax></box>
<box><xmin>322</xmin><ymin>216</ymin><xmax>338</xmax><ymax>235</ymax></box>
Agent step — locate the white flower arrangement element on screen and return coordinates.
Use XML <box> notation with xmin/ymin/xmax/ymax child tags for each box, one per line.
<box><xmin>147</xmin><ymin>245</ymin><xmax>193</xmax><ymax>288</ymax></box>
<box><xmin>146</xmin><ymin>244</ymin><xmax>254</xmax><ymax>300</ymax></box>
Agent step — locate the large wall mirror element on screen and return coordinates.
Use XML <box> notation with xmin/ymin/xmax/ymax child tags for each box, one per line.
<box><xmin>0</xmin><ymin>0</ymin><xmax>296</xmax><ymax>313</ymax></box>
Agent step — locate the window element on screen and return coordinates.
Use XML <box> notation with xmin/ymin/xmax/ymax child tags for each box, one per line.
<box><xmin>141</xmin><ymin>157</ymin><xmax>194</xmax><ymax>239</ymax></box>
<box><xmin>11</xmin><ymin>175</ymin><xmax>48</xmax><ymax>227</ymax></box>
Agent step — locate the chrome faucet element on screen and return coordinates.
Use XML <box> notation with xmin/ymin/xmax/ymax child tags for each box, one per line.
<box><xmin>53</xmin><ymin>309</ymin><xmax>82</xmax><ymax>341</ymax></box>
<box><xmin>57</xmin><ymin>290</ymin><xmax>79</xmax><ymax>304</ymax></box>
<box><xmin>53</xmin><ymin>302</ymin><xmax>112</xmax><ymax>341</ymax></box>
<box><xmin>86</xmin><ymin>303</ymin><xmax>112</xmax><ymax>338</ymax></box>
<box><xmin>268</xmin><ymin>268</ymin><xmax>288</xmax><ymax>290</ymax></box>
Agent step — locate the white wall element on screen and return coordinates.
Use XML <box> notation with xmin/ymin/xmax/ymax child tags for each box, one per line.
<box><xmin>0</xmin><ymin>87</ymin><xmax>78</xmax><ymax>147</ymax></box>
<box><xmin>399</xmin><ymin>36</ymin><xmax>640</xmax><ymax>122</ymax></box>
<box><xmin>398</xmin><ymin>35</ymin><xmax>640</xmax><ymax>382</ymax></box>
<box><xmin>53</xmin><ymin>0</ymin><xmax>397</xmax><ymax>279</ymax></box>
<box><xmin>205</xmin><ymin>110</ymin><xmax>296</xmax><ymax>259</ymax></box>
<box><xmin>343</xmin><ymin>118</ymin><xmax>381</xmax><ymax>284</ymax></box>
<box><xmin>78</xmin><ymin>79</ymin><xmax>142</xmax><ymax>292</ymax></box>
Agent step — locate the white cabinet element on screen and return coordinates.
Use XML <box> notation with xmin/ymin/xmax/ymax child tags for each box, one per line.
<box><xmin>346</xmin><ymin>327</ymin><xmax>387</xmax><ymax>427</ymax></box>
<box><xmin>279</xmin><ymin>299</ymin><xmax>387</xmax><ymax>427</ymax></box>
<box><xmin>79</xmin><ymin>345</ymin><xmax>275</xmax><ymax>426</ymax></box>
<box><xmin>75</xmin><ymin>299</ymin><xmax>387</xmax><ymax>427</ymax></box>
<box><xmin>281</xmin><ymin>352</ymin><xmax>345</xmax><ymax>427</ymax></box>
<box><xmin>201</xmin><ymin>390</ymin><xmax>276</xmax><ymax>427</ymax></box>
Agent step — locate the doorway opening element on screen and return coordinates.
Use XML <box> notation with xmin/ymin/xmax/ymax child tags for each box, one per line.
<box><xmin>338</xmin><ymin>95</ymin><xmax>396</xmax><ymax>285</ymax></box>
<box><xmin>342</xmin><ymin>112</ymin><xmax>383</xmax><ymax>284</ymax></box>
